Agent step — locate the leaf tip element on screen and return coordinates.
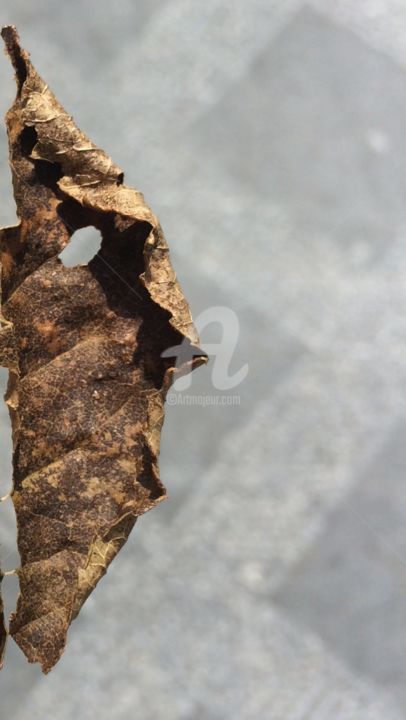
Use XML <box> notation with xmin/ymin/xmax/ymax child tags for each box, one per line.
<box><xmin>1</xmin><ymin>25</ymin><xmax>29</xmax><ymax>93</ymax></box>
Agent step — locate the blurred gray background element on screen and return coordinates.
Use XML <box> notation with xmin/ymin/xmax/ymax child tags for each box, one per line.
<box><xmin>0</xmin><ymin>1</ymin><xmax>405</xmax><ymax>718</ymax></box>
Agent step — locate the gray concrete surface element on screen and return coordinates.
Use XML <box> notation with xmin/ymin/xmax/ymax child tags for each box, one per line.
<box><xmin>0</xmin><ymin>1</ymin><xmax>405</xmax><ymax>718</ymax></box>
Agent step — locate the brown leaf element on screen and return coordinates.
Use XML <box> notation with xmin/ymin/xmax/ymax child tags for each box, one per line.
<box><xmin>0</xmin><ymin>25</ymin><xmax>207</xmax><ymax>673</ymax></box>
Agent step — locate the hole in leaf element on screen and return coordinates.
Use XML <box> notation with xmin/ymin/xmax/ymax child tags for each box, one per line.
<box><xmin>59</xmin><ymin>226</ymin><xmax>102</xmax><ymax>268</ymax></box>
<box><xmin>0</xmin><ymin>369</ymin><xmax>12</xmax><ymax>501</ymax></box>
<box><xmin>19</xmin><ymin>125</ymin><xmax>38</xmax><ymax>156</ymax></box>
<box><xmin>2</xmin><ymin>572</ymin><xmax>19</xmax><ymax>634</ymax></box>
<box><xmin>0</xmin><ymin>369</ymin><xmax>19</xmax><ymax>625</ymax></box>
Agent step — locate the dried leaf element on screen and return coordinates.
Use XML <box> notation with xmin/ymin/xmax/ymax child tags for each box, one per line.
<box><xmin>0</xmin><ymin>26</ymin><xmax>206</xmax><ymax>672</ymax></box>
